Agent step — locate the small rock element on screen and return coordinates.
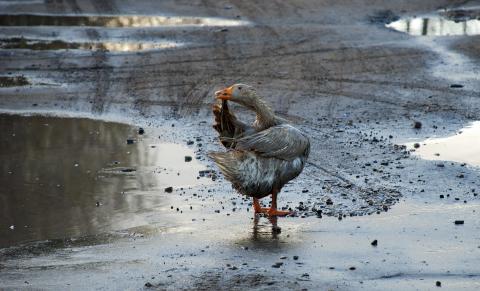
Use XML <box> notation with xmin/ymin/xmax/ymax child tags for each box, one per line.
<box><xmin>165</xmin><ymin>187</ymin><xmax>173</xmax><ymax>193</ymax></box>
<box><xmin>457</xmin><ymin>174</ymin><xmax>465</xmax><ymax>178</ymax></box>
<box><xmin>349</xmin><ymin>266</ymin><xmax>356</xmax><ymax>271</ymax></box>
<box><xmin>439</xmin><ymin>195</ymin><xmax>444</xmax><ymax>199</ymax></box>
<box><xmin>454</xmin><ymin>220</ymin><xmax>464</xmax><ymax>225</ymax></box>
<box><xmin>126</xmin><ymin>139</ymin><xmax>134</xmax><ymax>144</ymax></box>
<box><xmin>437</xmin><ymin>163</ymin><xmax>445</xmax><ymax>168</ymax></box>
<box><xmin>187</xmin><ymin>140</ymin><xmax>194</xmax><ymax>145</ymax></box>
<box><xmin>413</xmin><ymin>143</ymin><xmax>420</xmax><ymax>149</ymax></box>
<box><xmin>371</xmin><ymin>239</ymin><xmax>378</xmax><ymax>246</ymax></box>
<box><xmin>144</xmin><ymin>282</ymin><xmax>153</xmax><ymax>288</ymax></box>
<box><xmin>271</xmin><ymin>262</ymin><xmax>283</xmax><ymax>268</ymax></box>
<box><xmin>185</xmin><ymin>156</ymin><xmax>192</xmax><ymax>162</ymax></box>
<box><xmin>436</xmin><ymin>281</ymin><xmax>442</xmax><ymax>287</ymax></box>
<box><xmin>138</xmin><ymin>128</ymin><xmax>145</xmax><ymax>135</ymax></box>
<box><xmin>413</xmin><ymin>121</ymin><xmax>422</xmax><ymax>129</ymax></box>
<box><xmin>293</xmin><ymin>255</ymin><xmax>299</xmax><ymax>260</ymax></box>
<box><xmin>450</xmin><ymin>84</ymin><xmax>463</xmax><ymax>88</ymax></box>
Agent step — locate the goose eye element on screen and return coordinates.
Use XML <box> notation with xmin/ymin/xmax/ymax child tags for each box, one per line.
<box><xmin>238</xmin><ymin>86</ymin><xmax>242</xmax><ymax>90</ymax></box>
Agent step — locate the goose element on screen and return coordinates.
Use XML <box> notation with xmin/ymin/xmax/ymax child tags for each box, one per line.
<box><xmin>209</xmin><ymin>84</ymin><xmax>310</xmax><ymax>216</ymax></box>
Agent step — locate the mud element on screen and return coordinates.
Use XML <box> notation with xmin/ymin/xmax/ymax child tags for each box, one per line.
<box><xmin>1</xmin><ymin>0</ymin><xmax>480</xmax><ymax>290</ymax></box>
<box><xmin>0</xmin><ymin>75</ymin><xmax>29</xmax><ymax>87</ymax></box>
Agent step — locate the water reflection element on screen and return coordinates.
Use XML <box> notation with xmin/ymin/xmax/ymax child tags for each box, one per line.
<box><xmin>0</xmin><ymin>115</ymin><xmax>209</xmax><ymax>247</ymax></box>
<box><xmin>0</xmin><ymin>14</ymin><xmax>249</xmax><ymax>27</ymax></box>
<box><xmin>387</xmin><ymin>15</ymin><xmax>480</xmax><ymax>36</ymax></box>
<box><xmin>0</xmin><ymin>38</ymin><xmax>181</xmax><ymax>52</ymax></box>
<box><xmin>405</xmin><ymin>121</ymin><xmax>480</xmax><ymax>167</ymax></box>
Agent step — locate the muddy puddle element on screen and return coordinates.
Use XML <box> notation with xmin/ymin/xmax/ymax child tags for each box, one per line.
<box><xmin>0</xmin><ymin>114</ymin><xmax>211</xmax><ymax>248</ymax></box>
<box><xmin>0</xmin><ymin>37</ymin><xmax>180</xmax><ymax>52</ymax></box>
<box><xmin>0</xmin><ymin>14</ymin><xmax>248</xmax><ymax>28</ymax></box>
<box><xmin>405</xmin><ymin>121</ymin><xmax>480</xmax><ymax>167</ymax></box>
<box><xmin>387</xmin><ymin>9</ymin><xmax>480</xmax><ymax>36</ymax></box>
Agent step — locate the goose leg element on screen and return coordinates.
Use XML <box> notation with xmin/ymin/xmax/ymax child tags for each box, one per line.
<box><xmin>267</xmin><ymin>189</ymin><xmax>290</xmax><ymax>217</ymax></box>
<box><xmin>252</xmin><ymin>191</ymin><xmax>290</xmax><ymax>216</ymax></box>
<box><xmin>253</xmin><ymin>198</ymin><xmax>268</xmax><ymax>214</ymax></box>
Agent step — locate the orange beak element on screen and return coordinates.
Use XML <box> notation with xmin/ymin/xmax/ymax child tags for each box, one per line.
<box><xmin>215</xmin><ymin>86</ymin><xmax>233</xmax><ymax>100</ymax></box>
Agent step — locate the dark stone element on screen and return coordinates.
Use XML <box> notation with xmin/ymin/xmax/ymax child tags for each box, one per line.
<box><xmin>187</xmin><ymin>140</ymin><xmax>194</xmax><ymax>145</ymax></box>
<box><xmin>138</xmin><ymin>128</ymin><xmax>145</xmax><ymax>135</ymax></box>
<box><xmin>302</xmin><ymin>189</ymin><xmax>309</xmax><ymax>193</ymax></box>
<box><xmin>436</xmin><ymin>281</ymin><xmax>442</xmax><ymax>287</ymax></box>
<box><xmin>144</xmin><ymin>282</ymin><xmax>153</xmax><ymax>288</ymax></box>
<box><xmin>349</xmin><ymin>266</ymin><xmax>356</xmax><ymax>270</ymax></box>
<box><xmin>165</xmin><ymin>187</ymin><xmax>173</xmax><ymax>193</ymax></box>
<box><xmin>454</xmin><ymin>220</ymin><xmax>464</xmax><ymax>225</ymax></box>
<box><xmin>437</xmin><ymin>163</ymin><xmax>445</xmax><ymax>168</ymax></box>
<box><xmin>185</xmin><ymin>156</ymin><xmax>192</xmax><ymax>162</ymax></box>
<box><xmin>371</xmin><ymin>239</ymin><xmax>378</xmax><ymax>246</ymax></box>
<box><xmin>457</xmin><ymin>174</ymin><xmax>465</xmax><ymax>178</ymax></box>
<box><xmin>413</xmin><ymin>121</ymin><xmax>422</xmax><ymax>129</ymax></box>
<box><xmin>126</xmin><ymin>139</ymin><xmax>134</xmax><ymax>144</ymax></box>
<box><xmin>450</xmin><ymin>84</ymin><xmax>463</xmax><ymax>88</ymax></box>
<box><xmin>293</xmin><ymin>255</ymin><xmax>299</xmax><ymax>260</ymax></box>
<box><xmin>439</xmin><ymin>195</ymin><xmax>444</xmax><ymax>199</ymax></box>
<box><xmin>413</xmin><ymin>143</ymin><xmax>420</xmax><ymax>149</ymax></box>
<box><xmin>271</xmin><ymin>262</ymin><xmax>283</xmax><ymax>268</ymax></box>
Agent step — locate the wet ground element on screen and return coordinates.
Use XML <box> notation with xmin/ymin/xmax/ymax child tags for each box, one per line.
<box><xmin>1</xmin><ymin>0</ymin><xmax>480</xmax><ymax>290</ymax></box>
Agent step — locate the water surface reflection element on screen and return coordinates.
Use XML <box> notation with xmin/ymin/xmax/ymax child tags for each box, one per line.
<box><xmin>405</xmin><ymin>121</ymin><xmax>480</xmax><ymax>167</ymax></box>
<box><xmin>387</xmin><ymin>14</ymin><xmax>480</xmax><ymax>36</ymax></box>
<box><xmin>0</xmin><ymin>115</ymin><xmax>209</xmax><ymax>247</ymax></box>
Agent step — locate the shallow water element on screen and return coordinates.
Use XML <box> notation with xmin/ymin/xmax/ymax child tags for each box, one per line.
<box><xmin>387</xmin><ymin>11</ymin><xmax>480</xmax><ymax>36</ymax></box>
<box><xmin>0</xmin><ymin>38</ymin><xmax>180</xmax><ymax>52</ymax></box>
<box><xmin>0</xmin><ymin>14</ymin><xmax>248</xmax><ymax>27</ymax></box>
<box><xmin>406</xmin><ymin>121</ymin><xmax>480</xmax><ymax>167</ymax></box>
<box><xmin>0</xmin><ymin>115</ymin><xmax>210</xmax><ymax>247</ymax></box>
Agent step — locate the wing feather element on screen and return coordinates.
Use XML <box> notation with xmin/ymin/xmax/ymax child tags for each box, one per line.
<box><xmin>235</xmin><ymin>124</ymin><xmax>310</xmax><ymax>160</ymax></box>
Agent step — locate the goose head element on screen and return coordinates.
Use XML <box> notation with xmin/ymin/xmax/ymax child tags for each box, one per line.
<box><xmin>215</xmin><ymin>84</ymin><xmax>259</xmax><ymax>107</ymax></box>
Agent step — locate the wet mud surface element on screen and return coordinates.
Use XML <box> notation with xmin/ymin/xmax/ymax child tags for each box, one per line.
<box><xmin>1</xmin><ymin>0</ymin><xmax>480</xmax><ymax>290</ymax></box>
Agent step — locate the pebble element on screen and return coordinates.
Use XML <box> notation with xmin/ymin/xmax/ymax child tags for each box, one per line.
<box><xmin>436</xmin><ymin>281</ymin><xmax>442</xmax><ymax>287</ymax></box>
<box><xmin>454</xmin><ymin>220</ymin><xmax>464</xmax><ymax>225</ymax></box>
<box><xmin>126</xmin><ymin>139</ymin><xmax>134</xmax><ymax>144</ymax></box>
<box><xmin>271</xmin><ymin>262</ymin><xmax>283</xmax><ymax>268</ymax></box>
<box><xmin>144</xmin><ymin>282</ymin><xmax>153</xmax><ymax>288</ymax></box>
<box><xmin>450</xmin><ymin>84</ymin><xmax>463</xmax><ymax>88</ymax></box>
<box><xmin>293</xmin><ymin>256</ymin><xmax>299</xmax><ymax>260</ymax></box>
<box><xmin>138</xmin><ymin>128</ymin><xmax>145</xmax><ymax>135</ymax></box>
<box><xmin>185</xmin><ymin>156</ymin><xmax>192</xmax><ymax>162</ymax></box>
<box><xmin>439</xmin><ymin>195</ymin><xmax>444</xmax><ymax>199</ymax></box>
<box><xmin>165</xmin><ymin>187</ymin><xmax>173</xmax><ymax>193</ymax></box>
<box><xmin>413</xmin><ymin>121</ymin><xmax>422</xmax><ymax>129</ymax></box>
<box><xmin>371</xmin><ymin>239</ymin><xmax>378</xmax><ymax>246</ymax></box>
<box><xmin>413</xmin><ymin>143</ymin><xmax>420</xmax><ymax>149</ymax></box>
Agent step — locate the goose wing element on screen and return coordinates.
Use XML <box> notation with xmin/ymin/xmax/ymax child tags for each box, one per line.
<box><xmin>234</xmin><ymin>124</ymin><xmax>310</xmax><ymax>160</ymax></box>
